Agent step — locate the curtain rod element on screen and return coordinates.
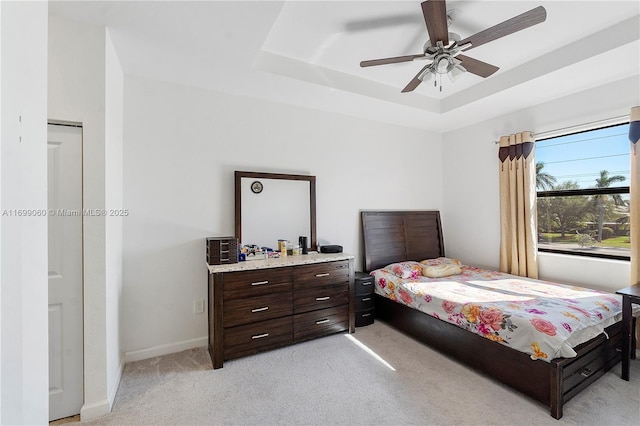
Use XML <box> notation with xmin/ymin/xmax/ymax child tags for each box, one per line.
<box><xmin>493</xmin><ymin>114</ymin><xmax>629</xmax><ymax>144</ymax></box>
<box><xmin>535</xmin><ymin>115</ymin><xmax>628</xmax><ymax>140</ymax></box>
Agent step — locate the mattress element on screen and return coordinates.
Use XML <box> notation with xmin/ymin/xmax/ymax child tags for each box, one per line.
<box><xmin>372</xmin><ymin>260</ymin><xmax>628</xmax><ymax>361</ymax></box>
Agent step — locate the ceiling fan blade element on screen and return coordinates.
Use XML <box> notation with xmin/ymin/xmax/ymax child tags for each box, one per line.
<box><xmin>458</xmin><ymin>6</ymin><xmax>546</xmax><ymax>52</ymax></box>
<box><xmin>360</xmin><ymin>54</ymin><xmax>425</xmax><ymax>67</ymax></box>
<box><xmin>401</xmin><ymin>64</ymin><xmax>431</xmax><ymax>93</ymax></box>
<box><xmin>421</xmin><ymin>0</ymin><xmax>449</xmax><ymax>46</ymax></box>
<box><xmin>456</xmin><ymin>54</ymin><xmax>499</xmax><ymax>78</ymax></box>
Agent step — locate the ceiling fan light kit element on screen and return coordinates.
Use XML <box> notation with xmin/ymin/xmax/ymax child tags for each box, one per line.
<box><xmin>360</xmin><ymin>0</ymin><xmax>547</xmax><ymax>93</ymax></box>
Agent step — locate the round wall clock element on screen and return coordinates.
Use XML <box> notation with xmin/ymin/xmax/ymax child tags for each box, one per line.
<box><xmin>250</xmin><ymin>181</ymin><xmax>263</xmax><ymax>194</ymax></box>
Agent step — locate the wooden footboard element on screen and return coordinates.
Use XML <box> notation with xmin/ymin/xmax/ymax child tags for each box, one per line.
<box><xmin>375</xmin><ymin>295</ymin><xmax>622</xmax><ymax>419</ymax></box>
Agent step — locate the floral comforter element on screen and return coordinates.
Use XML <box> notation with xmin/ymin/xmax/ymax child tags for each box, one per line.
<box><xmin>372</xmin><ymin>262</ymin><xmax>625</xmax><ymax>362</ymax></box>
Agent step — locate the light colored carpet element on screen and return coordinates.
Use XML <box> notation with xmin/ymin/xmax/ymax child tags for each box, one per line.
<box><xmin>79</xmin><ymin>321</ymin><xmax>639</xmax><ymax>425</ymax></box>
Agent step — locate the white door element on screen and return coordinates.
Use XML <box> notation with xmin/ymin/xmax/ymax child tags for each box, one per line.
<box><xmin>48</xmin><ymin>124</ymin><xmax>83</xmax><ymax>421</ymax></box>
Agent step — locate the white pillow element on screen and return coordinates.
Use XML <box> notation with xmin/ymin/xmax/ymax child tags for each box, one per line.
<box><xmin>420</xmin><ymin>257</ymin><xmax>463</xmax><ymax>267</ymax></box>
<box><xmin>422</xmin><ymin>263</ymin><xmax>462</xmax><ymax>278</ymax></box>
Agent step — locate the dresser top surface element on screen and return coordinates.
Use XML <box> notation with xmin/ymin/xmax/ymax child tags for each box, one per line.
<box><xmin>207</xmin><ymin>252</ymin><xmax>354</xmax><ymax>274</ymax></box>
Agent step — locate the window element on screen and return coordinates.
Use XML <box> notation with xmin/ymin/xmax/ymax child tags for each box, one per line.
<box><xmin>536</xmin><ymin>122</ymin><xmax>630</xmax><ymax>260</ymax></box>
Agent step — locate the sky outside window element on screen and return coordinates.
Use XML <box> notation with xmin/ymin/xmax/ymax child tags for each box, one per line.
<box><xmin>536</xmin><ymin>123</ymin><xmax>630</xmax><ymax>189</ymax></box>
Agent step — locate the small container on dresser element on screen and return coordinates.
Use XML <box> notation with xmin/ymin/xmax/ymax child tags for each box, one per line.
<box><xmin>354</xmin><ymin>271</ymin><xmax>375</xmax><ymax>327</ymax></box>
<box><xmin>206</xmin><ymin>237</ymin><xmax>238</xmax><ymax>265</ymax></box>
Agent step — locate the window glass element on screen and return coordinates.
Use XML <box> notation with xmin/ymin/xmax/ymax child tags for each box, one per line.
<box><xmin>536</xmin><ymin>123</ymin><xmax>630</xmax><ymax>260</ymax></box>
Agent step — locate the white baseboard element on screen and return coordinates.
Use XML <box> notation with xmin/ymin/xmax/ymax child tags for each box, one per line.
<box><xmin>108</xmin><ymin>355</ymin><xmax>125</xmax><ymax>410</ymax></box>
<box><xmin>80</xmin><ymin>399</ymin><xmax>110</xmax><ymax>421</ymax></box>
<box><xmin>124</xmin><ymin>336</ymin><xmax>208</xmax><ymax>363</ymax></box>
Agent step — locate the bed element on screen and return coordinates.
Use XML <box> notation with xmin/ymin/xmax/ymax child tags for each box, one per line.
<box><xmin>361</xmin><ymin>210</ymin><xmax>627</xmax><ymax>419</ymax></box>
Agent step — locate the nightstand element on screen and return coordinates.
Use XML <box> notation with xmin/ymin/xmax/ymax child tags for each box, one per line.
<box><xmin>615</xmin><ymin>282</ymin><xmax>640</xmax><ymax>381</ymax></box>
<box><xmin>354</xmin><ymin>272</ymin><xmax>375</xmax><ymax>327</ymax></box>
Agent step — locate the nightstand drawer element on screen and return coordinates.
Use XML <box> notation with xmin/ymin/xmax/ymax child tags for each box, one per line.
<box><xmin>354</xmin><ymin>275</ymin><xmax>374</xmax><ymax>295</ymax></box>
<box><xmin>355</xmin><ymin>308</ymin><xmax>374</xmax><ymax>327</ymax></box>
<box><xmin>223</xmin><ymin>267</ymin><xmax>293</xmax><ymax>300</ymax></box>
<box><xmin>224</xmin><ymin>292</ymin><xmax>293</xmax><ymax>328</ymax></box>
<box><xmin>294</xmin><ymin>260</ymin><xmax>349</xmax><ymax>289</ymax></box>
<box><xmin>224</xmin><ymin>316</ymin><xmax>293</xmax><ymax>360</ymax></box>
<box><xmin>354</xmin><ymin>294</ymin><xmax>375</xmax><ymax>311</ymax></box>
<box><xmin>293</xmin><ymin>305</ymin><xmax>348</xmax><ymax>342</ymax></box>
<box><xmin>294</xmin><ymin>284</ymin><xmax>349</xmax><ymax>313</ymax></box>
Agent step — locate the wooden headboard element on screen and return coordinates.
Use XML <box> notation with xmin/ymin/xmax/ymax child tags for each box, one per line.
<box><xmin>361</xmin><ymin>210</ymin><xmax>445</xmax><ymax>272</ymax></box>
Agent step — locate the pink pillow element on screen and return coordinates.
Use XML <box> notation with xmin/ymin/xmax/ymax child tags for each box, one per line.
<box><xmin>384</xmin><ymin>261</ymin><xmax>423</xmax><ymax>279</ymax></box>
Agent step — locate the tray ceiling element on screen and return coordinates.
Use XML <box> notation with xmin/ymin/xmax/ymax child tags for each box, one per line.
<box><xmin>50</xmin><ymin>1</ymin><xmax>640</xmax><ymax>132</ymax></box>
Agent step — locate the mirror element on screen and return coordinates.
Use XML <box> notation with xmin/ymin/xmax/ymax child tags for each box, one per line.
<box><xmin>235</xmin><ymin>171</ymin><xmax>317</xmax><ymax>252</ymax></box>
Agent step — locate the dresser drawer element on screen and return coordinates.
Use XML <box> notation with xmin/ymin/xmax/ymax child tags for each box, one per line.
<box><xmin>224</xmin><ymin>292</ymin><xmax>293</xmax><ymax>328</ymax></box>
<box><xmin>293</xmin><ymin>305</ymin><xmax>348</xmax><ymax>342</ymax></box>
<box><xmin>294</xmin><ymin>260</ymin><xmax>349</xmax><ymax>289</ymax></box>
<box><xmin>223</xmin><ymin>267</ymin><xmax>293</xmax><ymax>300</ymax></box>
<box><xmin>294</xmin><ymin>284</ymin><xmax>349</xmax><ymax>314</ymax></box>
<box><xmin>224</xmin><ymin>316</ymin><xmax>293</xmax><ymax>360</ymax></box>
<box><xmin>354</xmin><ymin>293</ymin><xmax>375</xmax><ymax>311</ymax></box>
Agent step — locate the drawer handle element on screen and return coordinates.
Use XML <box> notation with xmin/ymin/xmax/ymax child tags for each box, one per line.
<box><xmin>251</xmin><ymin>280</ymin><xmax>269</xmax><ymax>286</ymax></box>
<box><xmin>362</xmin><ymin>313</ymin><xmax>372</xmax><ymax>318</ymax></box>
<box><xmin>220</xmin><ymin>250</ymin><xmax>229</xmax><ymax>254</ymax></box>
<box><xmin>316</xmin><ymin>319</ymin><xmax>330</xmax><ymax>325</ymax></box>
<box><xmin>252</xmin><ymin>333</ymin><xmax>269</xmax><ymax>339</ymax></box>
<box><xmin>315</xmin><ymin>273</ymin><xmax>330</xmax><ymax>278</ymax></box>
<box><xmin>315</xmin><ymin>296</ymin><xmax>330</xmax><ymax>301</ymax></box>
<box><xmin>251</xmin><ymin>307</ymin><xmax>269</xmax><ymax>313</ymax></box>
<box><xmin>580</xmin><ymin>368</ymin><xmax>593</xmax><ymax>378</ymax></box>
<box><xmin>361</xmin><ymin>297</ymin><xmax>372</xmax><ymax>302</ymax></box>
<box><xmin>361</xmin><ymin>282</ymin><xmax>372</xmax><ymax>286</ymax></box>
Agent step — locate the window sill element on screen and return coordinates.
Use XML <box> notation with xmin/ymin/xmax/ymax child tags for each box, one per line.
<box><xmin>538</xmin><ymin>248</ymin><xmax>630</xmax><ymax>262</ymax></box>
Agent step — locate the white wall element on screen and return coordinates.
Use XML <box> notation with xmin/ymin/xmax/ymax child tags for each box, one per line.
<box><xmin>442</xmin><ymin>76</ymin><xmax>639</xmax><ymax>292</ymax></box>
<box><xmin>122</xmin><ymin>75</ymin><xmax>442</xmax><ymax>357</ymax></box>
<box><xmin>48</xmin><ymin>14</ymin><xmax>121</xmax><ymax>419</ymax></box>
<box><xmin>104</xmin><ymin>29</ymin><xmax>124</xmax><ymax>409</ymax></box>
<box><xmin>0</xmin><ymin>1</ymin><xmax>49</xmax><ymax>424</ymax></box>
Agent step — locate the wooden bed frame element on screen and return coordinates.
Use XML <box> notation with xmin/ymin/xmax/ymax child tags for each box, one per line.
<box><xmin>361</xmin><ymin>210</ymin><xmax>623</xmax><ymax>419</ymax></box>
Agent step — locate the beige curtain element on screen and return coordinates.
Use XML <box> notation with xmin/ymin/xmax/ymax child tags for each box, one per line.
<box><xmin>498</xmin><ymin>132</ymin><xmax>538</xmax><ymax>278</ymax></box>
<box><xmin>630</xmin><ymin>106</ymin><xmax>640</xmax><ymax>284</ymax></box>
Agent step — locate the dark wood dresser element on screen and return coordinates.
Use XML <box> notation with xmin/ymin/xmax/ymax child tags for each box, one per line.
<box><xmin>207</xmin><ymin>253</ymin><xmax>355</xmax><ymax>368</ymax></box>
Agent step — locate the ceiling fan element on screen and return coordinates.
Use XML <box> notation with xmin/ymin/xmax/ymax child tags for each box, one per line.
<box><xmin>360</xmin><ymin>0</ymin><xmax>547</xmax><ymax>92</ymax></box>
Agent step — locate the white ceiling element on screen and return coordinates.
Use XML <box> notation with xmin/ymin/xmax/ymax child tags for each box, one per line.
<box><xmin>49</xmin><ymin>0</ymin><xmax>640</xmax><ymax>132</ymax></box>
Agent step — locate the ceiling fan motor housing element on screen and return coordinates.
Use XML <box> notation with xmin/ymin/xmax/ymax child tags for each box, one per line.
<box><xmin>423</xmin><ymin>32</ymin><xmax>461</xmax><ymax>55</ymax></box>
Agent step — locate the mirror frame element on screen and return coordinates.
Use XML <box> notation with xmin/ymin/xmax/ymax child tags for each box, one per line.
<box><xmin>235</xmin><ymin>171</ymin><xmax>317</xmax><ymax>252</ymax></box>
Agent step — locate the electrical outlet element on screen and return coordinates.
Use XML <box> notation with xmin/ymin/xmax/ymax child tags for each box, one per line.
<box><xmin>193</xmin><ymin>299</ymin><xmax>205</xmax><ymax>314</ymax></box>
